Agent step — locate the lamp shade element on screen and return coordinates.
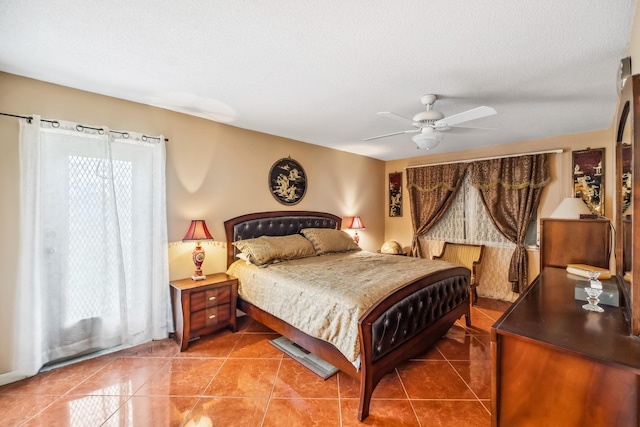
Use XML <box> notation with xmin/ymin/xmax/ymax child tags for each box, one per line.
<box><xmin>349</xmin><ymin>216</ymin><xmax>365</xmax><ymax>230</ymax></box>
<box><xmin>182</xmin><ymin>219</ymin><xmax>213</xmax><ymax>241</ymax></box>
<box><xmin>549</xmin><ymin>198</ymin><xmax>592</xmax><ymax>219</ymax></box>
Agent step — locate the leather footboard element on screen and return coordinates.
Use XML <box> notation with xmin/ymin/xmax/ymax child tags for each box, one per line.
<box><xmin>369</xmin><ymin>272</ymin><xmax>470</xmax><ymax>361</ymax></box>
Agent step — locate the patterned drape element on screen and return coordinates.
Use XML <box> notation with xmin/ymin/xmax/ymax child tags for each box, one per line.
<box><xmin>470</xmin><ymin>154</ymin><xmax>550</xmax><ymax>293</ymax></box>
<box><xmin>406</xmin><ymin>163</ymin><xmax>469</xmax><ymax>257</ymax></box>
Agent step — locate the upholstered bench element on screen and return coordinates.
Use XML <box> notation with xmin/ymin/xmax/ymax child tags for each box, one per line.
<box><xmin>432</xmin><ymin>242</ymin><xmax>484</xmax><ymax>305</ymax></box>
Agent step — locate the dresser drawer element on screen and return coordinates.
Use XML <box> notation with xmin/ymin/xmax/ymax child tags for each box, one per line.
<box><xmin>190</xmin><ymin>286</ymin><xmax>231</xmax><ymax>311</ymax></box>
<box><xmin>190</xmin><ymin>303</ymin><xmax>231</xmax><ymax>331</ymax></box>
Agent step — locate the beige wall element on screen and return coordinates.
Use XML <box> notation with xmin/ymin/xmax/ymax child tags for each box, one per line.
<box><xmin>628</xmin><ymin>2</ymin><xmax>640</xmax><ymax>66</ymax></box>
<box><xmin>0</xmin><ymin>72</ymin><xmax>384</xmax><ymax>375</ymax></box>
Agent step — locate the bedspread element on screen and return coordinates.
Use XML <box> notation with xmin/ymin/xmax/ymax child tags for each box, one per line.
<box><xmin>227</xmin><ymin>250</ymin><xmax>459</xmax><ymax>363</ymax></box>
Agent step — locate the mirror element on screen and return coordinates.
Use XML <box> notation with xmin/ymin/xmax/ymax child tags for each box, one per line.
<box><xmin>615</xmin><ymin>74</ymin><xmax>638</xmax><ymax>335</ymax></box>
<box><xmin>622</xmin><ymin>144</ymin><xmax>632</xmax><ymax>216</ymax></box>
<box><xmin>620</xmin><ymin>120</ymin><xmax>632</xmax><ymax>277</ymax></box>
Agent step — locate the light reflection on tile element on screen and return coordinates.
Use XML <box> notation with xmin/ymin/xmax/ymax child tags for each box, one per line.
<box><xmin>2</xmin><ymin>297</ymin><xmax>507</xmax><ymax>426</ymax></box>
<box><xmin>203</xmin><ymin>358</ymin><xmax>280</xmax><ymax>397</ymax></box>
<box><xmin>412</xmin><ymin>399</ymin><xmax>491</xmax><ymax>426</ymax></box>
<box><xmin>272</xmin><ymin>359</ymin><xmax>339</xmax><ymax>399</ymax></box>
<box><xmin>21</xmin><ymin>394</ymin><xmax>127</xmax><ymax>427</ymax></box>
<box><xmin>263</xmin><ymin>398</ymin><xmax>341</xmax><ymax>427</ymax></box>
<box><xmin>186</xmin><ymin>396</ymin><xmax>268</xmax><ymax>426</ymax></box>
<box><xmin>101</xmin><ymin>395</ymin><xmax>198</xmax><ymax>427</ymax></box>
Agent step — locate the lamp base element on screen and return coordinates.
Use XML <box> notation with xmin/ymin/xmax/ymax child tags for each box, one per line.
<box><xmin>191</xmin><ymin>243</ymin><xmax>206</xmax><ymax>281</ymax></box>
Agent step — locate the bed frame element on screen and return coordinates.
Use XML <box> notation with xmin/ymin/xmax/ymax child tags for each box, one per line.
<box><xmin>224</xmin><ymin>210</ymin><xmax>471</xmax><ymax>421</ymax></box>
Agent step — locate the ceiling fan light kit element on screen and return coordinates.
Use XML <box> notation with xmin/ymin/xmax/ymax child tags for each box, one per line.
<box><xmin>412</xmin><ymin>130</ymin><xmax>443</xmax><ymax>150</ymax></box>
<box><xmin>365</xmin><ymin>94</ymin><xmax>497</xmax><ymax>150</ymax></box>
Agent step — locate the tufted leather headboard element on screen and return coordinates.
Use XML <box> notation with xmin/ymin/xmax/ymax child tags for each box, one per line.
<box><xmin>224</xmin><ymin>211</ymin><xmax>342</xmax><ymax>267</ymax></box>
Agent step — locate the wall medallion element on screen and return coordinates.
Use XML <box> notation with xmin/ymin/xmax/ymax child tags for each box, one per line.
<box><xmin>269</xmin><ymin>157</ymin><xmax>307</xmax><ymax>205</ymax></box>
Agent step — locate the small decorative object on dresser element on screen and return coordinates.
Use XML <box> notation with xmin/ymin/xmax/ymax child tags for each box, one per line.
<box><xmin>170</xmin><ymin>273</ymin><xmax>238</xmax><ymax>351</ymax></box>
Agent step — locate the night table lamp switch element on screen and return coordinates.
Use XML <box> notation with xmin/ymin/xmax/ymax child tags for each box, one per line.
<box><xmin>182</xmin><ymin>219</ymin><xmax>214</xmax><ymax>280</ymax></box>
<box><xmin>170</xmin><ymin>273</ymin><xmax>238</xmax><ymax>351</ymax></box>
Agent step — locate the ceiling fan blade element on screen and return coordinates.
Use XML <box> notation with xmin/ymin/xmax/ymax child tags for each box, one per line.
<box><xmin>444</xmin><ymin>126</ymin><xmax>498</xmax><ymax>134</ymax></box>
<box><xmin>434</xmin><ymin>106</ymin><xmax>497</xmax><ymax>127</ymax></box>
<box><xmin>363</xmin><ymin>129</ymin><xmax>420</xmax><ymax>141</ymax></box>
<box><xmin>377</xmin><ymin>111</ymin><xmax>417</xmax><ymax>126</ymax></box>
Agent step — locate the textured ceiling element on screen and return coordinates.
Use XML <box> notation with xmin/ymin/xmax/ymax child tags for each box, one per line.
<box><xmin>0</xmin><ymin>1</ymin><xmax>636</xmax><ymax>160</ymax></box>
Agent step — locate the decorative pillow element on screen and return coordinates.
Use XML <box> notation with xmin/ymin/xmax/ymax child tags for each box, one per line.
<box><xmin>300</xmin><ymin>228</ymin><xmax>361</xmax><ymax>255</ymax></box>
<box><xmin>233</xmin><ymin>234</ymin><xmax>316</xmax><ymax>266</ymax></box>
<box><xmin>263</xmin><ymin>234</ymin><xmax>316</xmax><ymax>260</ymax></box>
<box><xmin>233</xmin><ymin>237</ymin><xmax>274</xmax><ymax>266</ymax></box>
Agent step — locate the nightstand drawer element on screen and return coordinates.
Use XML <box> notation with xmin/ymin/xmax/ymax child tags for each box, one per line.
<box><xmin>190</xmin><ymin>304</ymin><xmax>231</xmax><ymax>331</ymax></box>
<box><xmin>190</xmin><ymin>286</ymin><xmax>231</xmax><ymax>311</ymax></box>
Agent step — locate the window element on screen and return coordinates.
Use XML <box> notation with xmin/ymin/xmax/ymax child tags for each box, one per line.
<box><xmin>425</xmin><ymin>171</ymin><xmax>538</xmax><ymax>247</ymax></box>
<box><xmin>66</xmin><ymin>155</ymin><xmax>133</xmax><ymax>325</ymax></box>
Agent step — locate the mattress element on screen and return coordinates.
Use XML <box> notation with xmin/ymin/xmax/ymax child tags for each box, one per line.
<box><xmin>227</xmin><ymin>250</ymin><xmax>459</xmax><ymax>363</ymax></box>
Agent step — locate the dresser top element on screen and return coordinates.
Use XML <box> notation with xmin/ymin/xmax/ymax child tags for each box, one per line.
<box><xmin>492</xmin><ymin>267</ymin><xmax>640</xmax><ymax>372</ymax></box>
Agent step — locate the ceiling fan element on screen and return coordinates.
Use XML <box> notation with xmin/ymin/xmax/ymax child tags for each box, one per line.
<box><xmin>364</xmin><ymin>94</ymin><xmax>497</xmax><ymax>149</ymax></box>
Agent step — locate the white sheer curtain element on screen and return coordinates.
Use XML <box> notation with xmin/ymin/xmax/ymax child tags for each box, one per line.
<box><xmin>14</xmin><ymin>116</ymin><xmax>169</xmax><ymax>377</ymax></box>
<box><xmin>424</xmin><ymin>171</ymin><xmax>514</xmax><ymax>247</ymax></box>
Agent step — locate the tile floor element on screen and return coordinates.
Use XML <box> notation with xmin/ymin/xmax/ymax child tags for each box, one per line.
<box><xmin>0</xmin><ymin>298</ymin><xmax>511</xmax><ymax>427</ymax></box>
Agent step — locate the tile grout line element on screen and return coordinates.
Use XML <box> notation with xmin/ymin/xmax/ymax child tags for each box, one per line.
<box><xmin>19</xmin><ymin>353</ymin><xmax>126</xmax><ymax>426</ymax></box>
<box><xmin>180</xmin><ymin>318</ymin><xmax>252</xmax><ymax>426</ymax></box>
<box><xmin>259</xmin><ymin>348</ymin><xmax>283</xmax><ymax>427</ymax></box>
<box><xmin>443</xmin><ymin>355</ymin><xmax>491</xmax><ymax>417</ymax></box>
<box><xmin>395</xmin><ymin>366</ymin><xmax>424</xmax><ymax>427</ymax></box>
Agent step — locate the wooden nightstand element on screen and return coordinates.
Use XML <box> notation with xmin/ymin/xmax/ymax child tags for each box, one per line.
<box><xmin>170</xmin><ymin>273</ymin><xmax>238</xmax><ymax>351</ymax></box>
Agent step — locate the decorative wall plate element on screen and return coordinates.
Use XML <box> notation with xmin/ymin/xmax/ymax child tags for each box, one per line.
<box><xmin>269</xmin><ymin>157</ymin><xmax>307</xmax><ymax>205</ymax></box>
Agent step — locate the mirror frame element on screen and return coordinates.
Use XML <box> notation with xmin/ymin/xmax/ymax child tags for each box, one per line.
<box><xmin>615</xmin><ymin>74</ymin><xmax>639</xmax><ymax>335</ymax></box>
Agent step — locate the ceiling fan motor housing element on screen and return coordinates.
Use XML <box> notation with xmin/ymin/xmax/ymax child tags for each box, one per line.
<box><xmin>412</xmin><ymin>110</ymin><xmax>444</xmax><ymax>124</ymax></box>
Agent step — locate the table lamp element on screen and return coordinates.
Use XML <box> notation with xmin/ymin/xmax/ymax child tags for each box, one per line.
<box><xmin>348</xmin><ymin>216</ymin><xmax>365</xmax><ymax>244</ymax></box>
<box><xmin>549</xmin><ymin>197</ymin><xmax>592</xmax><ymax>219</ymax></box>
<box><xmin>182</xmin><ymin>219</ymin><xmax>214</xmax><ymax>280</ymax></box>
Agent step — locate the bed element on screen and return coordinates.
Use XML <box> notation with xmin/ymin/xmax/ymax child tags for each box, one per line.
<box><xmin>224</xmin><ymin>210</ymin><xmax>471</xmax><ymax>421</ymax></box>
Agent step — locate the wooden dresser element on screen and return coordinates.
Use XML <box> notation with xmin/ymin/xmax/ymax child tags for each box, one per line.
<box><xmin>491</xmin><ymin>267</ymin><xmax>640</xmax><ymax>426</ymax></box>
<box><xmin>492</xmin><ymin>217</ymin><xmax>640</xmax><ymax>425</ymax></box>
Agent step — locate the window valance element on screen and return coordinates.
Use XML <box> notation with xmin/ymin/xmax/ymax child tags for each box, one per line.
<box><xmin>470</xmin><ymin>155</ymin><xmax>551</xmax><ymax>190</ymax></box>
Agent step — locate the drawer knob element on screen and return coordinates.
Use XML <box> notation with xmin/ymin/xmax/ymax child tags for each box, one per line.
<box><xmin>208</xmin><ymin>296</ymin><xmax>216</xmax><ymax>301</ymax></box>
<box><xmin>209</xmin><ymin>314</ymin><xmax>216</xmax><ymax>319</ymax></box>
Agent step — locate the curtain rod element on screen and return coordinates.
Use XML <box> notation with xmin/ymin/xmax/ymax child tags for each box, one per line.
<box><xmin>0</xmin><ymin>111</ymin><xmax>169</xmax><ymax>142</ymax></box>
<box><xmin>405</xmin><ymin>148</ymin><xmax>563</xmax><ymax>169</ymax></box>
